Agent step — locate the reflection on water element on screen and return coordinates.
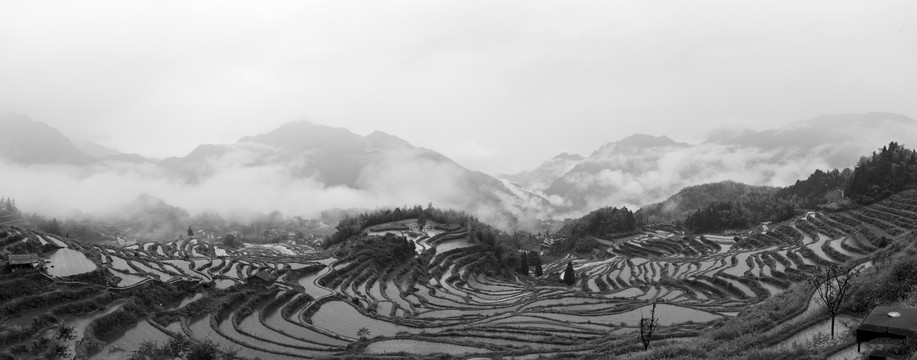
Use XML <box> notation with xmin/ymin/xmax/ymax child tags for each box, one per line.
<box><xmin>46</xmin><ymin>248</ymin><xmax>97</xmax><ymax>277</ymax></box>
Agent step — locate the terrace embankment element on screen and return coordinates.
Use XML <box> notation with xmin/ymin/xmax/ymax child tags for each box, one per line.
<box><xmin>4</xmin><ymin>192</ymin><xmax>917</xmax><ymax>358</ymax></box>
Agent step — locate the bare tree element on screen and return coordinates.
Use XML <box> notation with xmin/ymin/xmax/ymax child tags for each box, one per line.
<box><xmin>809</xmin><ymin>264</ymin><xmax>860</xmax><ymax>339</ymax></box>
<box><xmin>639</xmin><ymin>301</ymin><xmax>659</xmax><ymax>351</ymax></box>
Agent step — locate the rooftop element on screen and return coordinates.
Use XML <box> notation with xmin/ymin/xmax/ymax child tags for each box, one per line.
<box><xmin>857</xmin><ymin>306</ymin><xmax>917</xmax><ymax>346</ymax></box>
<box><xmin>249</xmin><ymin>270</ymin><xmax>278</xmax><ymax>283</ymax></box>
<box><xmin>7</xmin><ymin>253</ymin><xmax>40</xmax><ymax>265</ymax></box>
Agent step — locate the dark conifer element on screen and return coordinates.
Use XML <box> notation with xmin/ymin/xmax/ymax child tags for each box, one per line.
<box><xmin>534</xmin><ymin>255</ymin><xmax>544</xmax><ymax>277</ymax></box>
<box><xmin>563</xmin><ymin>261</ymin><xmax>576</xmax><ymax>285</ymax></box>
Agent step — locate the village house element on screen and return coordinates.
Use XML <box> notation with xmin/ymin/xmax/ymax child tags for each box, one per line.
<box><xmin>5</xmin><ymin>253</ymin><xmax>41</xmax><ymax>273</ymax></box>
<box><xmin>247</xmin><ymin>270</ymin><xmax>278</xmax><ymax>286</ymax></box>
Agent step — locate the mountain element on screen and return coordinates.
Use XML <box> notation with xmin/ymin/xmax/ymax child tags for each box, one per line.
<box><xmin>508</xmin><ymin>113</ymin><xmax>917</xmax><ymax>215</ymax></box>
<box><xmin>0</xmin><ymin>112</ymin><xmax>92</xmax><ymax>164</ymax></box>
<box><xmin>540</xmin><ymin>134</ymin><xmax>692</xmax><ymax>210</ymax></box>
<box><xmin>500</xmin><ymin>152</ymin><xmax>584</xmax><ymax>191</ymax></box>
<box><xmin>75</xmin><ymin>141</ymin><xmax>124</xmax><ymax>158</ymax></box>
<box><xmin>161</xmin><ymin>120</ymin><xmax>553</xmax><ymax>229</ymax></box>
<box><xmin>500</xmin><ymin>134</ymin><xmax>687</xmax><ymax>194</ymax></box>
<box><xmin>589</xmin><ymin>133</ymin><xmax>691</xmax><ymax>157</ymax></box>
<box><xmin>0</xmin><ymin>115</ymin><xmax>551</xmax><ymax>230</ymax></box>
<box><xmin>705</xmin><ymin>112</ymin><xmax>917</xmax><ymax>168</ymax></box>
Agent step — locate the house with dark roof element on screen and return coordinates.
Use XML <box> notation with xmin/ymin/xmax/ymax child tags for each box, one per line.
<box><xmin>5</xmin><ymin>253</ymin><xmax>41</xmax><ymax>273</ymax></box>
<box><xmin>247</xmin><ymin>270</ymin><xmax>278</xmax><ymax>286</ymax></box>
<box><xmin>857</xmin><ymin>306</ymin><xmax>917</xmax><ymax>355</ymax></box>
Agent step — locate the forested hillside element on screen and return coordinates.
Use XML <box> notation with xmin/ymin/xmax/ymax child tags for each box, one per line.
<box><xmin>322</xmin><ymin>205</ymin><xmax>471</xmax><ymax>248</ymax></box>
<box><xmin>644</xmin><ymin>142</ymin><xmax>916</xmax><ymax>233</ymax></box>
<box><xmin>636</xmin><ymin>181</ymin><xmax>776</xmax><ymax>224</ymax></box>
<box><xmin>846</xmin><ymin>141</ymin><xmax>917</xmax><ymax>204</ymax></box>
<box><xmin>775</xmin><ymin>168</ymin><xmax>851</xmax><ymax>208</ymax></box>
<box><xmin>558</xmin><ymin>206</ymin><xmax>637</xmax><ymax>239</ymax></box>
<box><xmin>551</xmin><ymin>206</ymin><xmax>637</xmax><ymax>255</ymax></box>
<box><xmin>0</xmin><ymin>197</ymin><xmax>21</xmax><ymax>224</ymax></box>
<box><xmin>682</xmin><ymin>195</ymin><xmax>794</xmax><ymax>233</ymax></box>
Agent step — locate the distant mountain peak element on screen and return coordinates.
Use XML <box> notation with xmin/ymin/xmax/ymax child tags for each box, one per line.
<box><xmin>589</xmin><ymin>133</ymin><xmax>688</xmax><ymax>158</ymax></box>
<box><xmin>615</xmin><ymin>133</ymin><xmax>685</xmax><ymax>148</ymax></box>
<box><xmin>365</xmin><ymin>130</ymin><xmax>413</xmax><ymax>150</ymax></box>
<box><xmin>0</xmin><ymin>112</ymin><xmax>91</xmax><ymax>164</ymax></box>
<box><xmin>552</xmin><ymin>152</ymin><xmax>584</xmax><ymax>161</ymax></box>
<box><xmin>238</xmin><ymin>121</ymin><xmax>365</xmax><ymax>152</ymax></box>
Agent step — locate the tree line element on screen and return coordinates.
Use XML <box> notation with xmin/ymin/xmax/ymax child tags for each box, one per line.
<box><xmin>680</xmin><ymin>142</ymin><xmax>917</xmax><ymax>233</ymax></box>
<box><xmin>551</xmin><ymin>206</ymin><xmax>637</xmax><ymax>254</ymax></box>
<box><xmin>682</xmin><ymin>194</ymin><xmax>794</xmax><ymax>233</ymax></box>
<box><xmin>322</xmin><ymin>204</ymin><xmax>472</xmax><ymax>248</ymax></box>
<box><xmin>846</xmin><ymin>141</ymin><xmax>917</xmax><ymax>204</ymax></box>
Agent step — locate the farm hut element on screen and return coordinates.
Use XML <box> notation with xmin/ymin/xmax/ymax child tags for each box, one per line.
<box><xmin>6</xmin><ymin>253</ymin><xmax>41</xmax><ymax>273</ymax></box>
<box><xmin>247</xmin><ymin>270</ymin><xmax>278</xmax><ymax>286</ymax></box>
<box><xmin>856</xmin><ymin>306</ymin><xmax>917</xmax><ymax>353</ymax></box>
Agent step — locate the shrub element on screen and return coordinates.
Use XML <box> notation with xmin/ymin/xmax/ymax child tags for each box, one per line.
<box><xmin>843</xmin><ymin>244</ymin><xmax>917</xmax><ymax>315</ymax></box>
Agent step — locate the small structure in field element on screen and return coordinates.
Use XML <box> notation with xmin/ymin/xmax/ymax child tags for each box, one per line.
<box><xmin>5</xmin><ymin>253</ymin><xmax>41</xmax><ymax>273</ymax></box>
<box><xmin>247</xmin><ymin>270</ymin><xmax>278</xmax><ymax>286</ymax></box>
<box><xmin>856</xmin><ymin>306</ymin><xmax>917</xmax><ymax>353</ymax></box>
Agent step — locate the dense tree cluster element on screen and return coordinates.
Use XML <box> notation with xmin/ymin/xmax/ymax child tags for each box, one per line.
<box><xmin>525</xmin><ymin>251</ymin><xmax>544</xmax><ymax>277</ymax></box>
<box><xmin>572</xmin><ymin>237</ymin><xmax>605</xmax><ymax>255</ymax></box>
<box><xmin>515</xmin><ymin>251</ymin><xmax>545</xmax><ymax>277</ymax></box>
<box><xmin>551</xmin><ymin>206</ymin><xmax>637</xmax><ymax>254</ymax></box>
<box><xmin>563</xmin><ymin>206</ymin><xmax>637</xmax><ymax>239</ymax></box>
<box><xmin>128</xmin><ymin>335</ymin><xmax>238</xmax><ymax>360</ymax></box>
<box><xmin>683</xmin><ymin>194</ymin><xmax>794</xmax><ymax>233</ymax></box>
<box><xmin>221</xmin><ymin>234</ymin><xmax>240</xmax><ymax>249</ymax></box>
<box><xmin>18</xmin><ymin>213</ymin><xmax>104</xmax><ymax>241</ymax></box>
<box><xmin>347</xmin><ymin>233</ymin><xmax>416</xmax><ymax>268</ymax></box>
<box><xmin>639</xmin><ymin>143</ymin><xmax>917</xmax><ymax>232</ymax></box>
<box><xmin>776</xmin><ymin>168</ymin><xmax>851</xmax><ymax>208</ymax></box>
<box><xmin>0</xmin><ymin>197</ymin><xmax>21</xmax><ymax>217</ymax></box>
<box><xmin>846</xmin><ymin>142</ymin><xmax>917</xmax><ymax>204</ymax></box>
<box><xmin>323</xmin><ymin>205</ymin><xmax>472</xmax><ymax>248</ymax></box>
<box><xmin>518</xmin><ymin>251</ymin><xmax>529</xmax><ymax>276</ymax></box>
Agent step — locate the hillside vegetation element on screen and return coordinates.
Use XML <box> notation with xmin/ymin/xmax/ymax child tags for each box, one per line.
<box><xmin>6</xmin><ymin>142</ymin><xmax>917</xmax><ymax>359</ymax></box>
<box><xmin>550</xmin><ymin>206</ymin><xmax>637</xmax><ymax>255</ymax></box>
<box><xmin>846</xmin><ymin>141</ymin><xmax>917</xmax><ymax>204</ymax></box>
<box><xmin>775</xmin><ymin>168</ymin><xmax>851</xmax><ymax>208</ymax></box>
<box><xmin>643</xmin><ymin>142</ymin><xmax>917</xmax><ymax>233</ymax></box>
<box><xmin>682</xmin><ymin>195</ymin><xmax>794</xmax><ymax>233</ymax></box>
<box><xmin>636</xmin><ymin>182</ymin><xmax>777</xmax><ymax>224</ymax></box>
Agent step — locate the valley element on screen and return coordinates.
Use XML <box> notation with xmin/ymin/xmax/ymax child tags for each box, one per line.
<box><xmin>2</xmin><ymin>1</ymin><xmax>915</xmax><ymax>357</ymax></box>
<box><xmin>3</xmin><ymin>188</ymin><xmax>915</xmax><ymax>359</ymax></box>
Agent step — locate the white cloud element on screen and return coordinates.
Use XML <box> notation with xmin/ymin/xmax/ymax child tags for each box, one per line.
<box><xmin>1</xmin><ymin>1</ymin><xmax>914</xmax><ymax>174</ymax></box>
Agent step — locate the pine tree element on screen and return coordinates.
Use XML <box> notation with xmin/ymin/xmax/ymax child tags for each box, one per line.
<box><xmin>417</xmin><ymin>212</ymin><xmax>427</xmax><ymax>229</ymax></box>
<box><xmin>563</xmin><ymin>261</ymin><xmax>576</xmax><ymax>285</ymax></box>
<box><xmin>534</xmin><ymin>254</ymin><xmax>544</xmax><ymax>277</ymax></box>
<box><xmin>519</xmin><ymin>251</ymin><xmax>529</xmax><ymax>276</ymax></box>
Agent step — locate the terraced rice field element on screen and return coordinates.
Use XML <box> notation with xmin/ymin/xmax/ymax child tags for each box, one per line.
<box><xmin>5</xmin><ymin>192</ymin><xmax>917</xmax><ymax>358</ymax></box>
<box><xmin>45</xmin><ymin>248</ymin><xmax>98</xmax><ymax>277</ymax></box>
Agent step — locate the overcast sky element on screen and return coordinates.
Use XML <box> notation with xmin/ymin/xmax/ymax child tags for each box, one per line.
<box><xmin>1</xmin><ymin>1</ymin><xmax>915</xmax><ymax>174</ymax></box>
